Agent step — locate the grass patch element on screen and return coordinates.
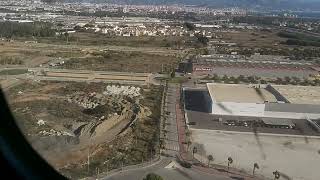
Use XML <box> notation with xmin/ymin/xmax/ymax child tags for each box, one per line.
<box><xmin>170</xmin><ymin>77</ymin><xmax>188</xmax><ymax>83</ymax></box>
<box><xmin>0</xmin><ymin>69</ymin><xmax>28</xmax><ymax>75</ymax></box>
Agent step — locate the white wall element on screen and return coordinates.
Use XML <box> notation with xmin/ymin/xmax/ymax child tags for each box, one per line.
<box><xmin>212</xmin><ymin>102</ymin><xmax>265</xmax><ymax>116</ymax></box>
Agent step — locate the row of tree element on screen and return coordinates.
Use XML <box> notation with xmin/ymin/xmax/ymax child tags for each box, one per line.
<box><xmin>0</xmin><ymin>21</ymin><xmax>55</xmax><ymax>38</ymax></box>
<box><xmin>216</xmin><ymin>46</ymin><xmax>320</xmax><ymax>59</ymax></box>
<box><xmin>190</xmin><ymin>146</ymin><xmax>281</xmax><ymax>179</ymax></box>
<box><xmin>204</xmin><ymin>74</ymin><xmax>320</xmax><ymax>86</ymax></box>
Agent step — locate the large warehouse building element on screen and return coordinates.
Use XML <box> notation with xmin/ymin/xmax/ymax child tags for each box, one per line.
<box><xmin>206</xmin><ymin>83</ymin><xmax>320</xmax><ymax>119</ymax></box>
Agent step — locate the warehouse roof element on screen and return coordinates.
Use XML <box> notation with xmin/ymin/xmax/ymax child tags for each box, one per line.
<box><xmin>207</xmin><ymin>83</ymin><xmax>277</xmax><ymax>103</ymax></box>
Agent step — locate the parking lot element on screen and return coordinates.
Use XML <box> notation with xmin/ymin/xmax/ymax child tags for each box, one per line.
<box><xmin>193</xmin><ymin>61</ymin><xmax>318</xmax><ymax>78</ymax></box>
<box><xmin>186</xmin><ymin>110</ymin><xmax>320</xmax><ymax>136</ymax></box>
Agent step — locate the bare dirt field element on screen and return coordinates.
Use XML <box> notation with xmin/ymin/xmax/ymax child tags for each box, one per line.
<box><xmin>191</xmin><ymin>129</ymin><xmax>320</xmax><ymax>180</ymax></box>
<box><xmin>62</xmin><ymin>50</ymin><xmax>179</xmax><ymax>73</ymax></box>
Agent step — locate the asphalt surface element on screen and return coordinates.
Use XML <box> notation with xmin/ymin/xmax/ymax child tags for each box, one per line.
<box><xmin>104</xmin><ymin>157</ymin><xmax>231</xmax><ymax>180</ymax></box>
<box><xmin>164</xmin><ymin>84</ymin><xmax>180</xmax><ymax>155</ymax></box>
<box><xmin>186</xmin><ymin>110</ymin><xmax>320</xmax><ymax>136</ymax></box>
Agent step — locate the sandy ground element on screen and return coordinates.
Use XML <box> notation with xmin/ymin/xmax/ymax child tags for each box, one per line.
<box><xmin>191</xmin><ymin>129</ymin><xmax>320</xmax><ymax>180</ymax></box>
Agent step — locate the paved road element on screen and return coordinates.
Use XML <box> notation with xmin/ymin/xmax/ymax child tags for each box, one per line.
<box><xmin>104</xmin><ymin>157</ymin><xmax>230</xmax><ymax>180</ymax></box>
<box><xmin>163</xmin><ymin>83</ymin><xmax>180</xmax><ymax>155</ymax></box>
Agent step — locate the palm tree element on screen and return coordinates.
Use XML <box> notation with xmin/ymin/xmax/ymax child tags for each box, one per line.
<box><xmin>273</xmin><ymin>170</ymin><xmax>280</xmax><ymax>180</ymax></box>
<box><xmin>227</xmin><ymin>157</ymin><xmax>233</xmax><ymax>171</ymax></box>
<box><xmin>192</xmin><ymin>147</ymin><xmax>197</xmax><ymax>159</ymax></box>
<box><xmin>253</xmin><ymin>163</ymin><xmax>259</xmax><ymax>175</ymax></box>
<box><xmin>207</xmin><ymin>155</ymin><xmax>214</xmax><ymax>167</ymax></box>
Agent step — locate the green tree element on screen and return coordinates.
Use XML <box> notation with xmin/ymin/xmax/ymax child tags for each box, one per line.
<box><xmin>207</xmin><ymin>155</ymin><xmax>214</xmax><ymax>167</ymax></box>
<box><xmin>184</xmin><ymin>22</ymin><xmax>196</xmax><ymax>31</ymax></box>
<box><xmin>195</xmin><ymin>33</ymin><xmax>209</xmax><ymax>45</ymax></box>
<box><xmin>212</xmin><ymin>74</ymin><xmax>219</xmax><ymax>80</ymax></box>
<box><xmin>238</xmin><ymin>75</ymin><xmax>245</xmax><ymax>82</ymax></box>
<box><xmin>284</xmin><ymin>76</ymin><xmax>291</xmax><ymax>84</ymax></box>
<box><xmin>170</xmin><ymin>70</ymin><xmax>175</xmax><ymax>78</ymax></box>
<box><xmin>273</xmin><ymin>170</ymin><xmax>280</xmax><ymax>180</ymax></box>
<box><xmin>143</xmin><ymin>173</ymin><xmax>163</xmax><ymax>180</ymax></box>
<box><xmin>222</xmin><ymin>75</ymin><xmax>229</xmax><ymax>83</ymax></box>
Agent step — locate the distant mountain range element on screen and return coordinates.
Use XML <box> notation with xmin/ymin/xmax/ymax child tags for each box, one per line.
<box><xmin>60</xmin><ymin>0</ymin><xmax>320</xmax><ymax>10</ymax></box>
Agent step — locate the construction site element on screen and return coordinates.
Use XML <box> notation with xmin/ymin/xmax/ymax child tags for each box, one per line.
<box><xmin>4</xmin><ymin>79</ymin><xmax>163</xmax><ymax>178</ymax></box>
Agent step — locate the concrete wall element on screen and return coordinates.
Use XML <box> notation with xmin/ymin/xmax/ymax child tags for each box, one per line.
<box><xmin>212</xmin><ymin>102</ymin><xmax>265</xmax><ymax>116</ymax></box>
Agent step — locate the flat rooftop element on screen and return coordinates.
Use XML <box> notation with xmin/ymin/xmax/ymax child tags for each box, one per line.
<box><xmin>273</xmin><ymin>85</ymin><xmax>320</xmax><ymax>105</ymax></box>
<box><xmin>207</xmin><ymin>83</ymin><xmax>277</xmax><ymax>103</ymax></box>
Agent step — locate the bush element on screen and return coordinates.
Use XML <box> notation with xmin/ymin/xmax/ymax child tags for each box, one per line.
<box><xmin>278</xmin><ymin>31</ymin><xmax>320</xmax><ymax>47</ymax></box>
<box><xmin>143</xmin><ymin>173</ymin><xmax>163</xmax><ymax>180</ymax></box>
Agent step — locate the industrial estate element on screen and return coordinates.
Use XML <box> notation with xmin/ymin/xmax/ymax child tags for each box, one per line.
<box><xmin>0</xmin><ymin>0</ymin><xmax>320</xmax><ymax>180</ymax></box>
